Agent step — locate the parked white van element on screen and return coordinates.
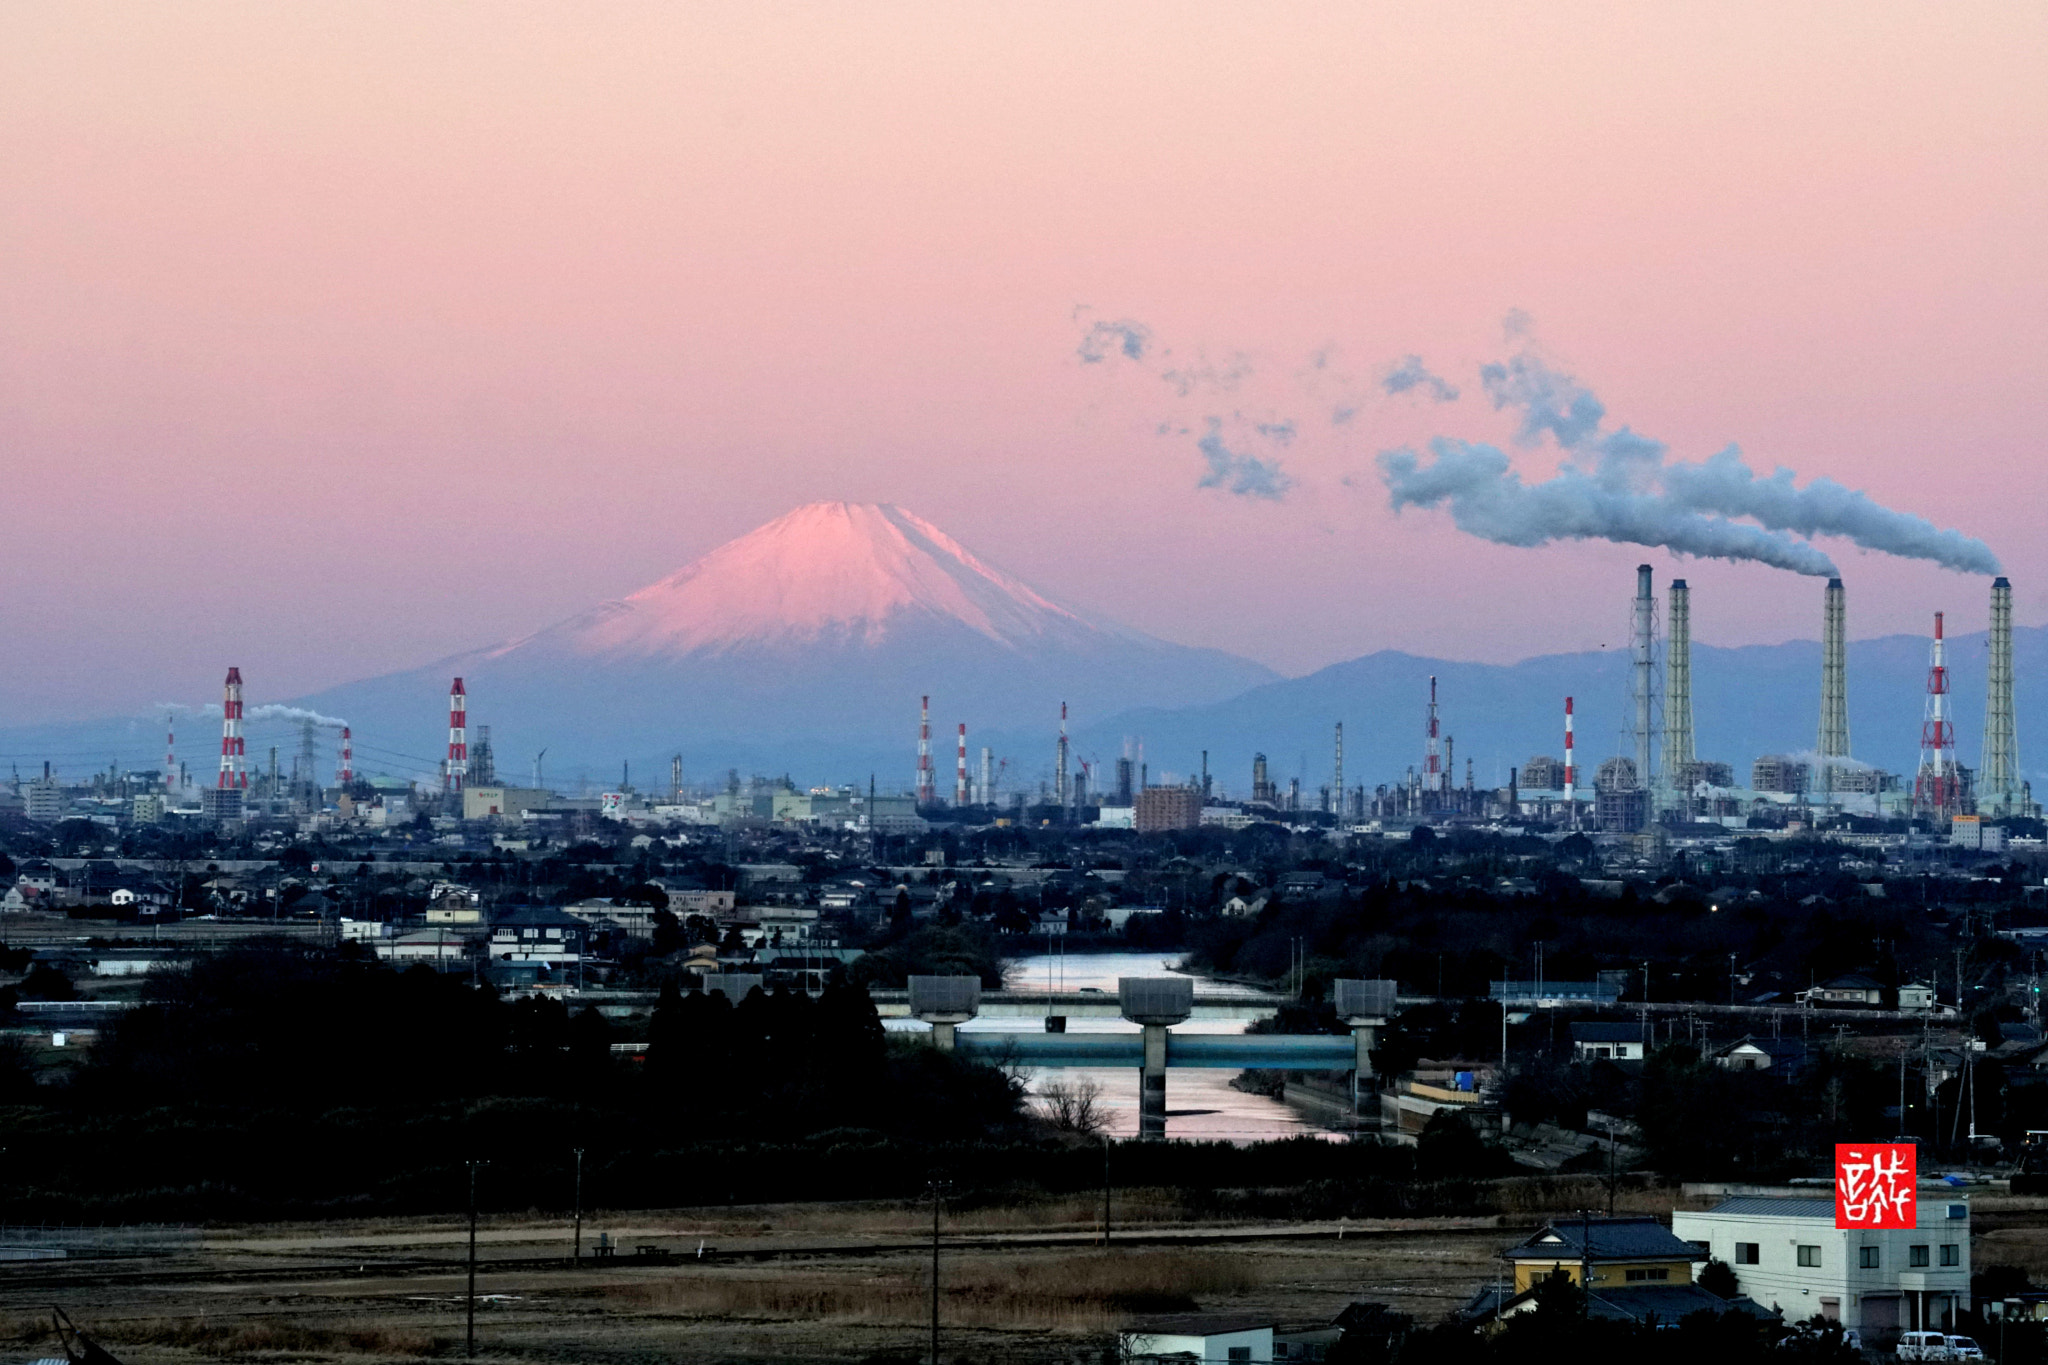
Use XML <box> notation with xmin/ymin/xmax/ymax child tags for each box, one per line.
<box><xmin>1944</xmin><ymin>1337</ymin><xmax>1985</xmax><ymax>1362</ymax></box>
<box><xmin>1898</xmin><ymin>1332</ymin><xmax>1950</xmax><ymax>1360</ymax></box>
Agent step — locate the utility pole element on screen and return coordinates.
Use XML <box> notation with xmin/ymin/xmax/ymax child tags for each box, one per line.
<box><xmin>466</xmin><ymin>1160</ymin><xmax>486</xmax><ymax>1359</ymax></box>
<box><xmin>928</xmin><ymin>1179</ymin><xmax>949</xmax><ymax>1365</ymax></box>
<box><xmin>572</xmin><ymin>1148</ymin><xmax>585</xmax><ymax>1265</ymax></box>
<box><xmin>1102</xmin><ymin>1136</ymin><xmax>1112</xmax><ymax>1246</ymax></box>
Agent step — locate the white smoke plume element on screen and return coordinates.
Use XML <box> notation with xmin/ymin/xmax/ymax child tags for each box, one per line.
<box><xmin>248</xmin><ymin>705</ymin><xmax>349</xmax><ymax>727</ymax></box>
<box><xmin>1379</xmin><ymin>336</ymin><xmax>2001</xmax><ymax>576</ymax></box>
<box><xmin>159</xmin><ymin>702</ymin><xmax>347</xmax><ymax>726</ymax></box>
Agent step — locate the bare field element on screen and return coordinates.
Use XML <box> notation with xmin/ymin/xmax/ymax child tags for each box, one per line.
<box><xmin>0</xmin><ymin>1200</ymin><xmax>1510</xmax><ymax>1365</ymax></box>
<box><xmin>14</xmin><ymin>1187</ymin><xmax>2037</xmax><ymax>1363</ymax></box>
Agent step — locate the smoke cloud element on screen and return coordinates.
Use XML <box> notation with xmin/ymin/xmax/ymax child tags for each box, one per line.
<box><xmin>1380</xmin><ymin>337</ymin><xmax>2002</xmax><ymax>576</ymax></box>
<box><xmin>248</xmin><ymin>705</ymin><xmax>349</xmax><ymax>727</ymax></box>
<box><xmin>156</xmin><ymin>701</ymin><xmax>349</xmax><ymax>726</ymax></box>
<box><xmin>1383</xmin><ymin>355</ymin><xmax>1460</xmax><ymax>403</ymax></box>
<box><xmin>1077</xmin><ymin>319</ymin><xmax>1153</xmax><ymax>364</ymax></box>
<box><xmin>1380</xmin><ymin>438</ymin><xmax>1842</xmax><ymax>575</ymax></box>
<box><xmin>1198</xmin><ymin>420</ymin><xmax>1292</xmax><ymax>500</ymax></box>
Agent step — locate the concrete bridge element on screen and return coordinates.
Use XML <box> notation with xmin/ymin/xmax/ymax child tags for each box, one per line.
<box><xmin>866</xmin><ymin>988</ymin><xmax>1285</xmax><ymax>1021</ymax></box>
<box><xmin>884</xmin><ymin>975</ymin><xmax>1395</xmax><ymax>1140</ymax></box>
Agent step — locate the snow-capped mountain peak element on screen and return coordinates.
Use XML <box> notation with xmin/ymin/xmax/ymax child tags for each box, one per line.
<box><xmin>528</xmin><ymin>502</ymin><xmax>1099</xmax><ymax>658</ymax></box>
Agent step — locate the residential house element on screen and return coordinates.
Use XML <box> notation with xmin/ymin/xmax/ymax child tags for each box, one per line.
<box><xmin>1570</xmin><ymin>1022</ymin><xmax>1646</xmax><ymax>1062</ymax></box>
<box><xmin>1222</xmin><ymin>891</ymin><xmax>1270</xmax><ymax>919</ymax></box>
<box><xmin>1462</xmin><ymin>1216</ymin><xmax>1770</xmax><ymax>1326</ymax></box>
<box><xmin>488</xmin><ymin>905</ymin><xmax>588</xmax><ymax>965</ymax></box>
<box><xmin>1673</xmin><ymin>1194</ymin><xmax>1971</xmax><ymax>1339</ymax></box>
<box><xmin>1119</xmin><ymin>1316</ymin><xmax>1276</xmax><ymax>1364</ymax></box>
<box><xmin>1898</xmin><ymin>982</ymin><xmax>1939</xmax><ymax>1013</ymax></box>
<box><xmin>562</xmin><ymin>897</ymin><xmax>660</xmax><ymax>939</ymax></box>
<box><xmin>375</xmin><ymin>928</ymin><xmax>481</xmax><ymax>967</ymax></box>
<box><xmin>1714</xmin><ymin>1036</ymin><xmax>1810</xmax><ymax>1076</ymax></box>
<box><xmin>1805</xmin><ymin>975</ymin><xmax>1887</xmax><ymax>1008</ymax></box>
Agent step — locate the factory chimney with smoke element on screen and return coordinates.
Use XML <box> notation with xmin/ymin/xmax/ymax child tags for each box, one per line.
<box><xmin>1663</xmin><ymin>578</ymin><xmax>1694</xmax><ymax>818</ymax></box>
<box><xmin>1629</xmin><ymin>565</ymin><xmax>1661</xmax><ymax>814</ymax></box>
<box><xmin>1817</xmin><ymin>577</ymin><xmax>1851</xmax><ymax>801</ymax></box>
<box><xmin>1981</xmin><ymin>576</ymin><xmax>2021</xmax><ymax>816</ymax></box>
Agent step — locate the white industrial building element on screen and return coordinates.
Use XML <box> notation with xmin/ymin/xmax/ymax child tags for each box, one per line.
<box><xmin>1672</xmin><ymin>1195</ymin><xmax>1970</xmax><ymax>1339</ymax></box>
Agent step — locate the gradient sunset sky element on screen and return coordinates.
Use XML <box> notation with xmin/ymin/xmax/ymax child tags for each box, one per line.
<box><xmin>4</xmin><ymin>3</ymin><xmax>2044</xmax><ymax>722</ymax></box>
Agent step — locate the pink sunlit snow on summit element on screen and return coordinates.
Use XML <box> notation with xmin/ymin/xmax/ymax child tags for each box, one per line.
<box><xmin>515</xmin><ymin>503</ymin><xmax>1099</xmax><ymax>660</ymax></box>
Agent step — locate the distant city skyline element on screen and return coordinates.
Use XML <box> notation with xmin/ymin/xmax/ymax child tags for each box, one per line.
<box><xmin>4</xmin><ymin>4</ymin><xmax>2043</xmax><ymax>724</ymax></box>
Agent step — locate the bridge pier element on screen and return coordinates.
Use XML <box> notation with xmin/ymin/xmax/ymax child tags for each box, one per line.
<box><xmin>908</xmin><ymin>975</ymin><xmax>981</xmax><ymax>1054</ymax></box>
<box><xmin>1336</xmin><ymin>979</ymin><xmax>1397</xmax><ymax>1119</ymax></box>
<box><xmin>1120</xmin><ymin>978</ymin><xmax>1194</xmax><ymax>1140</ymax></box>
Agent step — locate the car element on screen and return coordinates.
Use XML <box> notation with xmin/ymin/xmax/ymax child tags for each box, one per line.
<box><xmin>1898</xmin><ymin>1330</ymin><xmax>1951</xmax><ymax>1360</ymax></box>
<box><xmin>1944</xmin><ymin>1336</ymin><xmax>1985</xmax><ymax>1362</ymax></box>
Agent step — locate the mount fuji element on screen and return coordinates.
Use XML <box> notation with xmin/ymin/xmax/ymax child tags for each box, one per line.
<box><xmin>294</xmin><ymin>503</ymin><xmax>1280</xmax><ymax>786</ymax></box>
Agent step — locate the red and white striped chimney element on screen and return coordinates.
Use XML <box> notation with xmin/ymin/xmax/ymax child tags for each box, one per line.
<box><xmin>956</xmin><ymin>723</ymin><xmax>969</xmax><ymax>806</ymax></box>
<box><xmin>337</xmin><ymin>727</ymin><xmax>353</xmax><ymax>786</ymax></box>
<box><xmin>218</xmin><ymin>668</ymin><xmax>247</xmax><ymax>789</ymax></box>
<box><xmin>165</xmin><ymin>714</ymin><xmax>176</xmax><ymax>792</ymax></box>
<box><xmin>445</xmin><ymin>678</ymin><xmax>468</xmax><ymax>793</ymax></box>
<box><xmin>1563</xmin><ymin>695</ymin><xmax>1576</xmax><ymax>824</ymax></box>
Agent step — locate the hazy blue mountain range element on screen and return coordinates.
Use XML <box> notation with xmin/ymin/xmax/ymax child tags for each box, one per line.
<box><xmin>1058</xmin><ymin>624</ymin><xmax>2042</xmax><ymax>803</ymax></box>
<box><xmin>0</xmin><ymin>502</ymin><xmax>2029</xmax><ymax>801</ymax></box>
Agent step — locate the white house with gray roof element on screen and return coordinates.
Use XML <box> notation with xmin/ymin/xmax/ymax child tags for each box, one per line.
<box><xmin>1672</xmin><ymin>1195</ymin><xmax>1970</xmax><ymax>1340</ymax></box>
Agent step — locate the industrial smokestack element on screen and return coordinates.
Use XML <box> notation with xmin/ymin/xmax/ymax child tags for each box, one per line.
<box><xmin>1818</xmin><ymin>577</ymin><xmax>1850</xmax><ymax>799</ymax></box>
<box><xmin>1333</xmin><ymin>721</ymin><xmax>1344</xmax><ymax>823</ymax></box>
<box><xmin>955</xmin><ymin>723</ymin><xmax>969</xmax><ymax>807</ymax></box>
<box><xmin>1423</xmin><ymin>676</ymin><xmax>1442</xmax><ymax>798</ymax></box>
<box><xmin>917</xmin><ymin>696</ymin><xmax>934</xmax><ymax>806</ymax></box>
<box><xmin>1983</xmin><ymin>576</ymin><xmax>2020</xmax><ymax>816</ymax></box>
<box><xmin>1055</xmin><ymin>702</ymin><xmax>1070</xmax><ymax>810</ymax></box>
<box><xmin>444</xmin><ymin>678</ymin><xmax>468</xmax><ymax>794</ymax></box>
<box><xmin>1914</xmin><ymin>612</ymin><xmax>1959</xmax><ymax>820</ymax></box>
<box><xmin>218</xmin><ymin>668</ymin><xmax>247</xmax><ymax>790</ymax></box>
<box><xmin>1664</xmin><ymin>578</ymin><xmax>1694</xmax><ymax>812</ymax></box>
<box><xmin>1563</xmin><ymin>696</ymin><xmax>1577</xmax><ymax>828</ymax></box>
<box><xmin>1630</xmin><ymin>565</ymin><xmax>1659</xmax><ymax>807</ymax></box>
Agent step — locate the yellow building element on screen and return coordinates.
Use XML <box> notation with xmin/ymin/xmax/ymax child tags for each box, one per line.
<box><xmin>1460</xmin><ymin>1216</ymin><xmax>1771</xmax><ymax>1328</ymax></box>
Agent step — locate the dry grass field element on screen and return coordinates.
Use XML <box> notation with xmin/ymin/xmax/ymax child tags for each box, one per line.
<box><xmin>0</xmin><ymin>1194</ymin><xmax>1512</xmax><ymax>1365</ymax></box>
<box><xmin>5</xmin><ymin>1184</ymin><xmax>2034</xmax><ymax>1364</ymax></box>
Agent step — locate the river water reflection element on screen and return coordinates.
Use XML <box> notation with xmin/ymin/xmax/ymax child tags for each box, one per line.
<box><xmin>882</xmin><ymin>950</ymin><xmax>1330</xmax><ymax>1142</ymax></box>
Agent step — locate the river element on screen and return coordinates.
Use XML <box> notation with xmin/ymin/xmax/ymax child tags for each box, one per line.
<box><xmin>882</xmin><ymin>949</ymin><xmax>1331</xmax><ymax>1142</ymax></box>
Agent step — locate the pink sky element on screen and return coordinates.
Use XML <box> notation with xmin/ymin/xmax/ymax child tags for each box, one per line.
<box><xmin>3</xmin><ymin>3</ymin><xmax>2044</xmax><ymax>721</ymax></box>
